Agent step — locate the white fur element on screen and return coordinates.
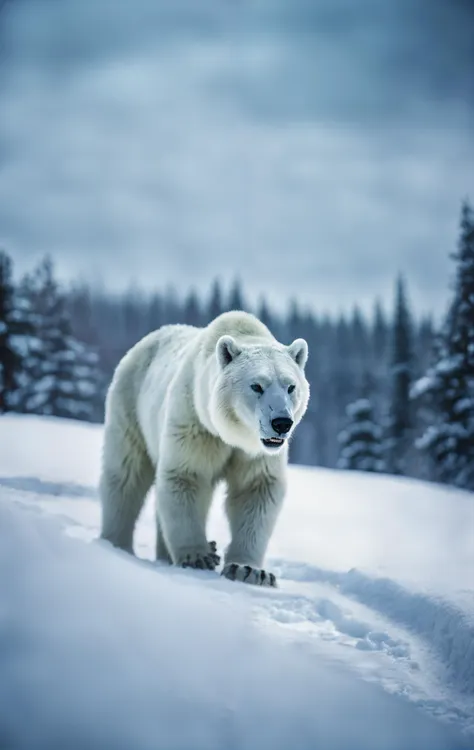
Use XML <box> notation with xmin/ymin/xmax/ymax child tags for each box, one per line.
<box><xmin>99</xmin><ymin>311</ymin><xmax>309</xmax><ymax>581</ymax></box>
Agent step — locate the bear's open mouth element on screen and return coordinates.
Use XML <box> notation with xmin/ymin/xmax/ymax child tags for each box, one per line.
<box><xmin>261</xmin><ymin>437</ymin><xmax>285</xmax><ymax>448</ymax></box>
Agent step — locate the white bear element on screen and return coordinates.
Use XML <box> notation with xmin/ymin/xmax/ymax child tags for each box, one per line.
<box><xmin>99</xmin><ymin>311</ymin><xmax>309</xmax><ymax>586</ymax></box>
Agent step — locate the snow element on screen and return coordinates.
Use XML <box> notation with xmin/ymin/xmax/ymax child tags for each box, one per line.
<box><xmin>1</xmin><ymin>415</ymin><xmax>473</xmax><ymax>749</ymax></box>
<box><xmin>411</xmin><ymin>374</ymin><xmax>437</xmax><ymax>399</ymax></box>
<box><xmin>454</xmin><ymin>397</ymin><xmax>474</xmax><ymax>415</ymax></box>
<box><xmin>345</xmin><ymin>398</ymin><xmax>372</xmax><ymax>417</ymax></box>
<box><xmin>437</xmin><ymin>356</ymin><xmax>464</xmax><ymax>375</ymax></box>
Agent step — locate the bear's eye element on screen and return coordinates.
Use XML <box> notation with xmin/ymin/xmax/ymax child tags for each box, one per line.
<box><xmin>251</xmin><ymin>383</ymin><xmax>264</xmax><ymax>394</ymax></box>
<box><xmin>288</xmin><ymin>384</ymin><xmax>296</xmax><ymax>394</ymax></box>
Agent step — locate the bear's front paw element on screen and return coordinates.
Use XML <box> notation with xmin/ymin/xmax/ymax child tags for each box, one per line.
<box><xmin>221</xmin><ymin>563</ymin><xmax>277</xmax><ymax>588</ymax></box>
<box><xmin>179</xmin><ymin>544</ymin><xmax>220</xmax><ymax>571</ymax></box>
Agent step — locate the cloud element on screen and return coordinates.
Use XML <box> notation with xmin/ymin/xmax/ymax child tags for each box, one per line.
<box><xmin>0</xmin><ymin>0</ymin><xmax>473</xmax><ymax>316</ymax></box>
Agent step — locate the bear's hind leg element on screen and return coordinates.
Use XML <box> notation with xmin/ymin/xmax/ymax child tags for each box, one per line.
<box><xmin>156</xmin><ymin>518</ymin><xmax>172</xmax><ymax>564</ymax></box>
<box><xmin>99</xmin><ymin>421</ymin><xmax>154</xmax><ymax>553</ymax></box>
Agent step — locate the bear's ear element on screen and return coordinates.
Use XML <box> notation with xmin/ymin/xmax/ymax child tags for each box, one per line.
<box><xmin>216</xmin><ymin>335</ymin><xmax>242</xmax><ymax>369</ymax></box>
<box><xmin>287</xmin><ymin>338</ymin><xmax>308</xmax><ymax>369</ymax></box>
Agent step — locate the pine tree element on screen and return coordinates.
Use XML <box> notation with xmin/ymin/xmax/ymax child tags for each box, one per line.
<box><xmin>413</xmin><ymin>201</ymin><xmax>474</xmax><ymax>489</ymax></box>
<box><xmin>17</xmin><ymin>257</ymin><xmax>102</xmax><ymax>421</ymax></box>
<box><xmin>369</xmin><ymin>300</ymin><xmax>389</xmax><ymax>418</ymax></box>
<box><xmin>0</xmin><ymin>250</ymin><xmax>18</xmax><ymax>411</ymax></box>
<box><xmin>206</xmin><ymin>279</ymin><xmax>224</xmax><ymax>323</ymax></box>
<box><xmin>0</xmin><ymin>250</ymin><xmax>32</xmax><ymax>412</ymax></box>
<box><xmin>372</xmin><ymin>300</ymin><xmax>389</xmax><ymax>364</ymax></box>
<box><xmin>227</xmin><ymin>278</ymin><xmax>246</xmax><ymax>312</ymax></box>
<box><xmin>162</xmin><ymin>285</ymin><xmax>181</xmax><ymax>325</ymax></box>
<box><xmin>147</xmin><ymin>292</ymin><xmax>164</xmax><ymax>333</ymax></box>
<box><xmin>68</xmin><ymin>282</ymin><xmax>98</xmax><ymax>347</ymax></box>
<box><xmin>450</xmin><ymin>201</ymin><xmax>474</xmax><ymax>376</ymax></box>
<box><xmin>333</xmin><ymin>314</ymin><xmax>353</xmax><ymax>412</ymax></box>
<box><xmin>286</xmin><ymin>299</ymin><xmax>302</xmax><ymax>343</ymax></box>
<box><xmin>120</xmin><ymin>284</ymin><xmax>148</xmax><ymax>348</ymax></box>
<box><xmin>256</xmin><ymin>296</ymin><xmax>275</xmax><ymax>333</ymax></box>
<box><xmin>338</xmin><ymin>398</ymin><xmax>385</xmax><ymax>472</ymax></box>
<box><xmin>416</xmin><ymin>315</ymin><xmax>435</xmax><ymax>375</ymax></box>
<box><xmin>386</xmin><ymin>276</ymin><xmax>414</xmax><ymax>474</ymax></box>
<box><xmin>183</xmin><ymin>289</ymin><xmax>202</xmax><ymax>326</ymax></box>
<box><xmin>351</xmin><ymin>306</ymin><xmax>369</xmax><ymax>360</ymax></box>
<box><xmin>350</xmin><ymin>306</ymin><xmax>370</xmax><ymax>393</ymax></box>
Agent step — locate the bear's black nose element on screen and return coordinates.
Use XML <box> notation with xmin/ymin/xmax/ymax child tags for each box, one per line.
<box><xmin>271</xmin><ymin>417</ymin><xmax>293</xmax><ymax>435</ymax></box>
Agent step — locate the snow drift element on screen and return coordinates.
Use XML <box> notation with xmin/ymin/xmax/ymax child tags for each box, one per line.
<box><xmin>0</xmin><ymin>500</ymin><xmax>468</xmax><ymax>750</ymax></box>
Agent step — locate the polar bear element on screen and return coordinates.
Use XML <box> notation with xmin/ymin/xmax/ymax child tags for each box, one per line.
<box><xmin>99</xmin><ymin>311</ymin><xmax>309</xmax><ymax>586</ymax></box>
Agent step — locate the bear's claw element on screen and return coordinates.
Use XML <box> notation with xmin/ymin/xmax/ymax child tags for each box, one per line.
<box><xmin>181</xmin><ymin>541</ymin><xmax>220</xmax><ymax>571</ymax></box>
<box><xmin>221</xmin><ymin>563</ymin><xmax>277</xmax><ymax>588</ymax></box>
<box><xmin>207</xmin><ymin>540</ymin><xmax>221</xmax><ymax>566</ymax></box>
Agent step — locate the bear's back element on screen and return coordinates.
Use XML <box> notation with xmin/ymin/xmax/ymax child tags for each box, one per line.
<box><xmin>200</xmin><ymin>311</ymin><xmax>275</xmax><ymax>358</ymax></box>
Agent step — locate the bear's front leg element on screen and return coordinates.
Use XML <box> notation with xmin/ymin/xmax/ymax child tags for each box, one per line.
<box><xmin>155</xmin><ymin>467</ymin><xmax>219</xmax><ymax>570</ymax></box>
<box><xmin>222</xmin><ymin>458</ymin><xmax>286</xmax><ymax>588</ymax></box>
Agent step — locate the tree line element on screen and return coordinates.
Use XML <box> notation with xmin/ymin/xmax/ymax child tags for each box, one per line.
<box><xmin>1</xmin><ymin>200</ymin><xmax>473</xmax><ymax>490</ymax></box>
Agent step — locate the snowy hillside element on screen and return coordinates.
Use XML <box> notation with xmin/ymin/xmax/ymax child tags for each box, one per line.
<box><xmin>1</xmin><ymin>415</ymin><xmax>473</xmax><ymax>749</ymax></box>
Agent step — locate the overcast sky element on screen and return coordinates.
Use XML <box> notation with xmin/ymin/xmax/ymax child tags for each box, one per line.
<box><xmin>1</xmin><ymin>0</ymin><xmax>473</xmax><ymax>316</ymax></box>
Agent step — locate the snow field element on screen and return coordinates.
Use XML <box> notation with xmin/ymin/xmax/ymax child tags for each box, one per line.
<box><xmin>0</xmin><ymin>414</ymin><xmax>473</xmax><ymax>748</ymax></box>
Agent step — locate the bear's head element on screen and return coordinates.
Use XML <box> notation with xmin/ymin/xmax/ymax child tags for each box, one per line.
<box><xmin>210</xmin><ymin>335</ymin><xmax>309</xmax><ymax>456</ymax></box>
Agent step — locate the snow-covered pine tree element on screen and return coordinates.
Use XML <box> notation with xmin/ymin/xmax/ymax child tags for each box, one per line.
<box><xmin>0</xmin><ymin>249</ymin><xmax>18</xmax><ymax>411</ymax></box>
<box><xmin>385</xmin><ymin>276</ymin><xmax>414</xmax><ymax>475</ymax></box>
<box><xmin>337</xmin><ymin>398</ymin><xmax>385</xmax><ymax>472</ymax></box>
<box><xmin>372</xmin><ymin>300</ymin><xmax>389</xmax><ymax>364</ymax></box>
<box><xmin>0</xmin><ymin>250</ymin><xmax>33</xmax><ymax>412</ymax></box>
<box><xmin>17</xmin><ymin>257</ymin><xmax>102</xmax><ymax>421</ymax></box>
<box><xmin>412</xmin><ymin>201</ymin><xmax>474</xmax><ymax>489</ymax></box>
<box><xmin>370</xmin><ymin>300</ymin><xmax>389</xmax><ymax>413</ymax></box>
